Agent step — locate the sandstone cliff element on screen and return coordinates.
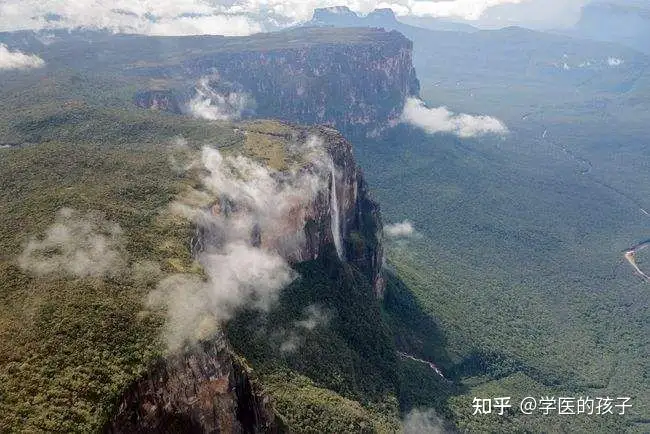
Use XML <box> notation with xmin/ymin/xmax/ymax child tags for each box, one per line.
<box><xmin>134</xmin><ymin>27</ymin><xmax>420</xmax><ymax>136</ymax></box>
<box><xmin>106</xmin><ymin>123</ymin><xmax>387</xmax><ymax>432</ymax></box>
<box><xmin>104</xmin><ymin>336</ymin><xmax>279</xmax><ymax>434</ymax></box>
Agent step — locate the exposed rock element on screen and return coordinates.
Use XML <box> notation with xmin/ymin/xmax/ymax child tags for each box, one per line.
<box><xmin>134</xmin><ymin>28</ymin><xmax>419</xmax><ymax>137</ymax></box>
<box><xmin>104</xmin><ymin>335</ymin><xmax>279</xmax><ymax>434</ymax></box>
<box><xmin>106</xmin><ymin>123</ymin><xmax>386</xmax><ymax>431</ymax></box>
<box><xmin>309</xmin><ymin>127</ymin><xmax>386</xmax><ymax>297</ymax></box>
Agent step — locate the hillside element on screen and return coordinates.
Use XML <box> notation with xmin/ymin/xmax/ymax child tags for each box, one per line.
<box><xmin>3</xmin><ymin>12</ymin><xmax>649</xmax><ymax>433</ymax></box>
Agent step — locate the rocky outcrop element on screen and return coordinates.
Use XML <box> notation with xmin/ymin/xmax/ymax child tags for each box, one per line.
<box><xmin>190</xmin><ymin>124</ymin><xmax>386</xmax><ymax>297</ymax></box>
<box><xmin>311</xmin><ymin>6</ymin><xmax>400</xmax><ymax>28</ymax></box>
<box><xmin>104</xmin><ymin>335</ymin><xmax>279</xmax><ymax>434</ymax></box>
<box><xmin>573</xmin><ymin>1</ymin><xmax>650</xmax><ymax>54</ymax></box>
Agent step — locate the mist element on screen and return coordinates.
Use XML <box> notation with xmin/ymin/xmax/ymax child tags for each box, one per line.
<box><xmin>148</xmin><ymin>137</ymin><xmax>333</xmax><ymax>351</ymax></box>
<box><xmin>18</xmin><ymin>208</ymin><xmax>126</xmax><ymax>278</ymax></box>
<box><xmin>278</xmin><ymin>304</ymin><xmax>331</xmax><ymax>354</ymax></box>
<box><xmin>385</xmin><ymin>220</ymin><xmax>415</xmax><ymax>238</ymax></box>
<box><xmin>0</xmin><ymin>44</ymin><xmax>45</xmax><ymax>70</ymax></box>
<box><xmin>402</xmin><ymin>408</ymin><xmax>452</xmax><ymax>433</ymax></box>
<box><xmin>184</xmin><ymin>78</ymin><xmax>255</xmax><ymax>121</ymax></box>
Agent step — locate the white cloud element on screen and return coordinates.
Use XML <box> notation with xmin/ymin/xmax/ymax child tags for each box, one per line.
<box><xmin>148</xmin><ymin>137</ymin><xmax>333</xmax><ymax>351</ymax></box>
<box><xmin>385</xmin><ymin>220</ymin><xmax>415</xmax><ymax>238</ymax></box>
<box><xmin>18</xmin><ymin>208</ymin><xmax>126</xmax><ymax>278</ymax></box>
<box><xmin>607</xmin><ymin>57</ymin><xmax>624</xmax><ymax>67</ymax></box>
<box><xmin>401</xmin><ymin>97</ymin><xmax>508</xmax><ymax>138</ymax></box>
<box><xmin>279</xmin><ymin>304</ymin><xmax>330</xmax><ymax>353</ymax></box>
<box><xmin>295</xmin><ymin>304</ymin><xmax>330</xmax><ymax>331</ymax></box>
<box><xmin>0</xmin><ymin>44</ymin><xmax>45</xmax><ymax>70</ymax></box>
<box><xmin>410</xmin><ymin>0</ymin><xmax>523</xmax><ymax>20</ymax></box>
<box><xmin>402</xmin><ymin>408</ymin><xmax>450</xmax><ymax>434</ymax></box>
<box><xmin>150</xmin><ymin>243</ymin><xmax>296</xmax><ymax>351</ymax></box>
<box><xmin>184</xmin><ymin>77</ymin><xmax>255</xmax><ymax>121</ymax></box>
<box><xmin>145</xmin><ymin>14</ymin><xmax>262</xmax><ymax>36</ymax></box>
<box><xmin>0</xmin><ymin>1</ymin><xmax>585</xmax><ymax>35</ymax></box>
<box><xmin>0</xmin><ymin>0</ymin><xmax>262</xmax><ymax>36</ymax></box>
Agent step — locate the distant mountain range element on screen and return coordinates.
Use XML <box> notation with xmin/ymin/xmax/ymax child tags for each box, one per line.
<box><xmin>308</xmin><ymin>6</ymin><xmax>478</xmax><ymax>33</ymax></box>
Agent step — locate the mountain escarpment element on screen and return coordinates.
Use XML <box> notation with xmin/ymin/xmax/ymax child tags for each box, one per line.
<box><xmin>134</xmin><ymin>27</ymin><xmax>420</xmax><ymax>136</ymax></box>
<box><xmin>105</xmin><ymin>122</ymin><xmax>392</xmax><ymax>432</ymax></box>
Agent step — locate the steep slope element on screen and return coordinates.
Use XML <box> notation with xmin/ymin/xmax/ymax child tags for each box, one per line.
<box><xmin>105</xmin><ymin>336</ymin><xmax>278</xmax><ymax>433</ymax></box>
<box><xmin>309</xmin><ymin>6</ymin><xmax>476</xmax><ymax>32</ymax></box>
<box><xmin>0</xmin><ymin>108</ymin><xmax>399</xmax><ymax>432</ymax></box>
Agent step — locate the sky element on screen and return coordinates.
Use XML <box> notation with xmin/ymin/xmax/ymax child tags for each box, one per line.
<box><xmin>0</xmin><ymin>0</ymin><xmax>594</xmax><ymax>36</ymax></box>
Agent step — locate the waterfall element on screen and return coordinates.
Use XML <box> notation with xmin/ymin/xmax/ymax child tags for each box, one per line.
<box><xmin>330</xmin><ymin>161</ymin><xmax>343</xmax><ymax>260</ymax></box>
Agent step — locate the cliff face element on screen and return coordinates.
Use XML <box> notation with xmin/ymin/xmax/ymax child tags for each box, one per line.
<box><xmin>186</xmin><ymin>29</ymin><xmax>418</xmax><ymax>136</ymax></box>
<box><xmin>135</xmin><ymin>28</ymin><xmax>420</xmax><ymax>136</ymax></box>
<box><xmin>104</xmin><ymin>335</ymin><xmax>278</xmax><ymax>434</ymax></box>
<box><xmin>192</xmin><ymin>124</ymin><xmax>386</xmax><ymax>297</ymax></box>
<box><xmin>115</xmin><ymin>27</ymin><xmax>396</xmax><ymax>431</ymax></box>
<box><xmin>573</xmin><ymin>2</ymin><xmax>650</xmax><ymax>54</ymax></box>
<box><xmin>308</xmin><ymin>126</ymin><xmax>385</xmax><ymax>296</ymax></box>
<box><xmin>106</xmin><ymin>124</ymin><xmax>386</xmax><ymax>432</ymax></box>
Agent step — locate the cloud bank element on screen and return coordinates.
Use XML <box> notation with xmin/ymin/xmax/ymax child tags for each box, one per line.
<box><xmin>401</xmin><ymin>97</ymin><xmax>508</xmax><ymax>138</ymax></box>
<box><xmin>385</xmin><ymin>220</ymin><xmax>415</xmax><ymax>238</ymax></box>
<box><xmin>0</xmin><ymin>0</ymin><xmax>262</xmax><ymax>36</ymax></box>
<box><xmin>0</xmin><ymin>1</ymin><xmax>583</xmax><ymax>35</ymax></box>
<box><xmin>0</xmin><ymin>44</ymin><xmax>45</xmax><ymax>70</ymax></box>
<box><xmin>149</xmin><ymin>137</ymin><xmax>332</xmax><ymax>351</ymax></box>
<box><xmin>184</xmin><ymin>77</ymin><xmax>254</xmax><ymax>121</ymax></box>
<box><xmin>18</xmin><ymin>208</ymin><xmax>126</xmax><ymax>278</ymax></box>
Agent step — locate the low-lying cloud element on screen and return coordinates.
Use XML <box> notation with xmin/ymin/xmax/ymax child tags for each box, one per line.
<box><xmin>402</xmin><ymin>408</ymin><xmax>451</xmax><ymax>434</ymax></box>
<box><xmin>150</xmin><ymin>244</ymin><xmax>296</xmax><ymax>351</ymax></box>
<box><xmin>18</xmin><ymin>208</ymin><xmax>126</xmax><ymax>278</ymax></box>
<box><xmin>385</xmin><ymin>220</ymin><xmax>415</xmax><ymax>238</ymax></box>
<box><xmin>279</xmin><ymin>304</ymin><xmax>331</xmax><ymax>354</ymax></box>
<box><xmin>401</xmin><ymin>98</ymin><xmax>508</xmax><ymax>138</ymax></box>
<box><xmin>0</xmin><ymin>44</ymin><xmax>45</xmax><ymax>70</ymax></box>
<box><xmin>149</xmin><ymin>137</ymin><xmax>332</xmax><ymax>351</ymax></box>
<box><xmin>184</xmin><ymin>78</ymin><xmax>254</xmax><ymax>121</ymax></box>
